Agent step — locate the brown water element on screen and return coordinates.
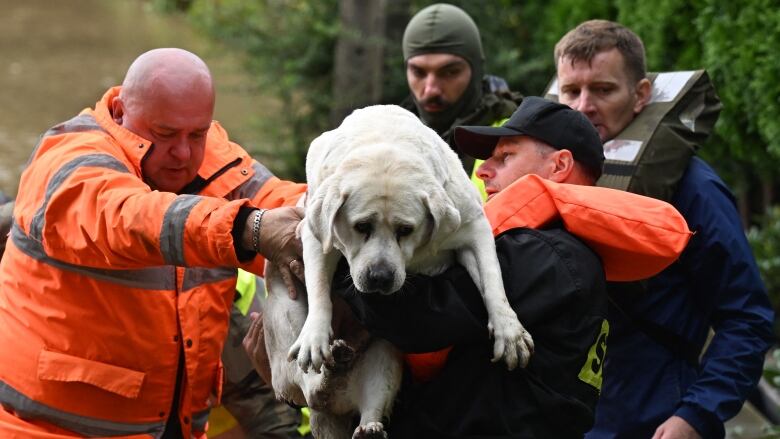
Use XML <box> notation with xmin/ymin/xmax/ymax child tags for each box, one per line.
<box><xmin>0</xmin><ymin>0</ymin><xmax>276</xmax><ymax>197</ymax></box>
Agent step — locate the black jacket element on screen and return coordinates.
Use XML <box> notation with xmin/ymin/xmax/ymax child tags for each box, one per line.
<box><xmin>335</xmin><ymin>225</ymin><xmax>607</xmax><ymax>438</ymax></box>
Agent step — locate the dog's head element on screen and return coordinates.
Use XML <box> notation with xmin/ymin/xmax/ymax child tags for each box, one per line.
<box><xmin>307</xmin><ymin>146</ymin><xmax>460</xmax><ymax>295</ymax></box>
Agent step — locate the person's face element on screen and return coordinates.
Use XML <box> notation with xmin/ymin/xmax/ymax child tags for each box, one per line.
<box><xmin>557</xmin><ymin>48</ymin><xmax>649</xmax><ymax>142</ymax></box>
<box><xmin>406</xmin><ymin>53</ymin><xmax>472</xmax><ymax>113</ymax></box>
<box><xmin>116</xmin><ymin>89</ymin><xmax>213</xmax><ymax>193</ymax></box>
<box><xmin>476</xmin><ymin>136</ymin><xmax>556</xmax><ymax>200</ymax></box>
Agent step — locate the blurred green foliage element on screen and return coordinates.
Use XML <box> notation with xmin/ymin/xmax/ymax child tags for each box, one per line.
<box><xmin>183</xmin><ymin>0</ymin><xmax>340</xmax><ymax>180</ymax></box>
<box><xmin>157</xmin><ymin>0</ymin><xmax>780</xmax><ymax>193</ymax></box>
<box><xmin>749</xmin><ymin>207</ymin><xmax>780</xmax><ymax>336</ymax></box>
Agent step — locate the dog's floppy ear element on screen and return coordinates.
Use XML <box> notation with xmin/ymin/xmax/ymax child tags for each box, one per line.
<box><xmin>307</xmin><ymin>174</ymin><xmax>347</xmax><ymax>251</ymax></box>
<box><xmin>423</xmin><ymin>184</ymin><xmax>461</xmax><ymax>249</ymax></box>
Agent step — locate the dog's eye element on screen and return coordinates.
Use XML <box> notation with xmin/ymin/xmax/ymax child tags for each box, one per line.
<box><xmin>354</xmin><ymin>221</ymin><xmax>373</xmax><ymax>235</ymax></box>
<box><xmin>396</xmin><ymin>225</ymin><xmax>414</xmax><ymax>239</ymax></box>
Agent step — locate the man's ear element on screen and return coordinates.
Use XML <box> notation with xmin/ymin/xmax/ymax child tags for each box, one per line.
<box><xmin>548</xmin><ymin>149</ymin><xmax>575</xmax><ymax>183</ymax></box>
<box><xmin>633</xmin><ymin>78</ymin><xmax>652</xmax><ymax>114</ymax></box>
<box><xmin>111</xmin><ymin>96</ymin><xmax>125</xmax><ymax>125</ymax></box>
<box><xmin>306</xmin><ymin>174</ymin><xmax>347</xmax><ymax>251</ymax></box>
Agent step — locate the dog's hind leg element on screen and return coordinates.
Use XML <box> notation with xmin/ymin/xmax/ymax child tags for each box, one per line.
<box><xmin>263</xmin><ymin>265</ymin><xmax>309</xmax><ymax>406</ymax></box>
<box><xmin>309</xmin><ymin>410</ymin><xmax>352</xmax><ymax>439</ymax></box>
<box><xmin>349</xmin><ymin>339</ymin><xmax>402</xmax><ymax>439</ymax></box>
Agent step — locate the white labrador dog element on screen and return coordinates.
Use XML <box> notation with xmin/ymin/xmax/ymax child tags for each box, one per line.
<box><xmin>263</xmin><ymin>105</ymin><xmax>533</xmax><ymax>438</ymax></box>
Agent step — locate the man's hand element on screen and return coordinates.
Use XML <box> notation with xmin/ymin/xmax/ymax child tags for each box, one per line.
<box><xmin>243</xmin><ymin>206</ymin><xmax>305</xmax><ymax>298</ymax></box>
<box><xmin>652</xmin><ymin>416</ymin><xmax>702</xmax><ymax>439</ymax></box>
<box><xmin>242</xmin><ymin>312</ymin><xmax>273</xmax><ymax>385</ymax></box>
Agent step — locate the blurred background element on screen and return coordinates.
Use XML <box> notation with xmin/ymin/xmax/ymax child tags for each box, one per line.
<box><xmin>1</xmin><ymin>0</ymin><xmax>779</xmax><ymax>437</ymax></box>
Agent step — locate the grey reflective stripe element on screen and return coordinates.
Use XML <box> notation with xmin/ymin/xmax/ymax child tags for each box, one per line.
<box><xmin>30</xmin><ymin>153</ymin><xmax>130</xmax><ymax>241</ymax></box>
<box><xmin>0</xmin><ymin>380</ymin><xmax>165</xmax><ymax>438</ymax></box>
<box><xmin>182</xmin><ymin>267</ymin><xmax>237</xmax><ymax>291</ymax></box>
<box><xmin>45</xmin><ymin>113</ymin><xmax>105</xmax><ymax>137</ymax></box>
<box><xmin>159</xmin><ymin>195</ymin><xmax>202</xmax><ymax>266</ymax></box>
<box><xmin>12</xmin><ymin>223</ymin><xmax>176</xmax><ymax>290</ymax></box>
<box><xmin>191</xmin><ymin>408</ymin><xmax>211</xmax><ymax>433</ymax></box>
<box><xmin>26</xmin><ymin>114</ymin><xmax>106</xmax><ymax>167</ymax></box>
<box><xmin>226</xmin><ymin>161</ymin><xmax>274</xmax><ymax>200</ymax></box>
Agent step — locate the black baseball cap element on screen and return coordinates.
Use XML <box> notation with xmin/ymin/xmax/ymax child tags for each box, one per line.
<box><xmin>454</xmin><ymin>96</ymin><xmax>605</xmax><ymax>179</ymax></box>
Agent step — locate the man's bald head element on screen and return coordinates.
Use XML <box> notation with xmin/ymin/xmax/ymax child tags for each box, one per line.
<box><xmin>112</xmin><ymin>48</ymin><xmax>216</xmax><ymax>193</ymax></box>
<box><xmin>120</xmin><ymin>48</ymin><xmax>214</xmax><ymax>113</ymax></box>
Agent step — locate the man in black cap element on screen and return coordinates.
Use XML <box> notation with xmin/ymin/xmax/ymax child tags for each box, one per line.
<box><xmin>401</xmin><ymin>3</ymin><xmax>522</xmax><ymax>196</ymax></box>
<box><xmin>334</xmin><ymin>97</ymin><xmax>609</xmax><ymax>438</ymax></box>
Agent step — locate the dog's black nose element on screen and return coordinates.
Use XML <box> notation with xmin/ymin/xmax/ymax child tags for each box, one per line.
<box><xmin>366</xmin><ymin>264</ymin><xmax>395</xmax><ymax>293</ymax></box>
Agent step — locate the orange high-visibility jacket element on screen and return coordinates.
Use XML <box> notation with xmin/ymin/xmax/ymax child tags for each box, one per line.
<box><xmin>0</xmin><ymin>87</ymin><xmax>305</xmax><ymax>438</ymax></box>
<box><xmin>405</xmin><ymin>174</ymin><xmax>692</xmax><ymax>382</ymax></box>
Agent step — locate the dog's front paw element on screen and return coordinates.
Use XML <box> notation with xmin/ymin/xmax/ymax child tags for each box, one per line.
<box><xmin>488</xmin><ymin>312</ymin><xmax>535</xmax><ymax>370</ymax></box>
<box><xmin>352</xmin><ymin>421</ymin><xmax>387</xmax><ymax>439</ymax></box>
<box><xmin>287</xmin><ymin>320</ymin><xmax>334</xmax><ymax>373</ymax></box>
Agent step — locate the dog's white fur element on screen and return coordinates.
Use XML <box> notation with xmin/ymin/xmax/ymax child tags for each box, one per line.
<box><xmin>264</xmin><ymin>105</ymin><xmax>533</xmax><ymax>438</ymax></box>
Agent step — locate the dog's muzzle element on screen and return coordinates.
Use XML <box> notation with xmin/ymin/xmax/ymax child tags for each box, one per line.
<box><xmin>361</xmin><ymin>263</ymin><xmax>397</xmax><ymax>294</ymax></box>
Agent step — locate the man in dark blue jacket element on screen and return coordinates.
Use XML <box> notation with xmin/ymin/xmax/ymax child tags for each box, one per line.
<box><xmin>554</xmin><ymin>20</ymin><xmax>774</xmax><ymax>439</ymax></box>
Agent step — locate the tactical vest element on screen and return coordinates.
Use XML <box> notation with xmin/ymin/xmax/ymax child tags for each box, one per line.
<box><xmin>545</xmin><ymin>70</ymin><xmax>722</xmax><ymax>202</ymax></box>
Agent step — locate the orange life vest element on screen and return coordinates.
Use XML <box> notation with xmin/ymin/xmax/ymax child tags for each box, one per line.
<box><xmin>0</xmin><ymin>87</ymin><xmax>305</xmax><ymax>438</ymax></box>
<box><xmin>404</xmin><ymin>174</ymin><xmax>691</xmax><ymax>382</ymax></box>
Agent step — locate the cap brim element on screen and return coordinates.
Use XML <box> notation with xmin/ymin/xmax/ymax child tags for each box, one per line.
<box><xmin>454</xmin><ymin>125</ymin><xmax>521</xmax><ymax>159</ymax></box>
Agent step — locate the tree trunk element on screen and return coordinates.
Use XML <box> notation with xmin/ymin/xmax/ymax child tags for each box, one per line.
<box><xmin>330</xmin><ymin>0</ymin><xmax>388</xmax><ymax>127</ymax></box>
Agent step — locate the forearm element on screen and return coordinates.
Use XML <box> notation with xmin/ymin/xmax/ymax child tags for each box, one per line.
<box><xmin>37</xmin><ymin>168</ymin><xmax>247</xmax><ymax>268</ymax></box>
<box><xmin>670</xmin><ymin>267</ymin><xmax>772</xmax><ymax>437</ymax></box>
<box><xmin>231</xmin><ymin>171</ymin><xmax>306</xmax><ymax>271</ymax></box>
<box><xmin>666</xmin><ymin>172</ymin><xmax>775</xmax><ymax>436</ymax></box>
<box><xmin>674</xmin><ymin>204</ymin><xmax>774</xmax><ymax>433</ymax></box>
<box><xmin>233</xmin><ymin>206</ymin><xmax>257</xmax><ymax>262</ymax></box>
<box><xmin>250</xmin><ymin>176</ymin><xmax>306</xmax><ymax>209</ymax></box>
<box><xmin>676</xmin><ymin>315</ymin><xmax>773</xmax><ymax>436</ymax></box>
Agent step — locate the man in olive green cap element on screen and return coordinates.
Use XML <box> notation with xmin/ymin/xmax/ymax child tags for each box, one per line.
<box><xmin>401</xmin><ymin>3</ymin><xmax>522</xmax><ymax>183</ymax></box>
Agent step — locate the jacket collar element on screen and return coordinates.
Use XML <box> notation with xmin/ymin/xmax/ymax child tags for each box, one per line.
<box><xmin>483</xmin><ymin>174</ymin><xmax>558</xmax><ymax>236</ymax></box>
<box><xmin>90</xmin><ymin>86</ymin><xmax>243</xmax><ymax>186</ymax></box>
<box><xmin>91</xmin><ymin>86</ymin><xmax>152</xmax><ymax>174</ymax></box>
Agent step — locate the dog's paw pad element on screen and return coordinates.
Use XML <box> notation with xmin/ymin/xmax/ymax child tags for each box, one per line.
<box><xmin>331</xmin><ymin>339</ymin><xmax>356</xmax><ymax>364</ymax></box>
<box><xmin>352</xmin><ymin>422</ymin><xmax>387</xmax><ymax>439</ymax></box>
